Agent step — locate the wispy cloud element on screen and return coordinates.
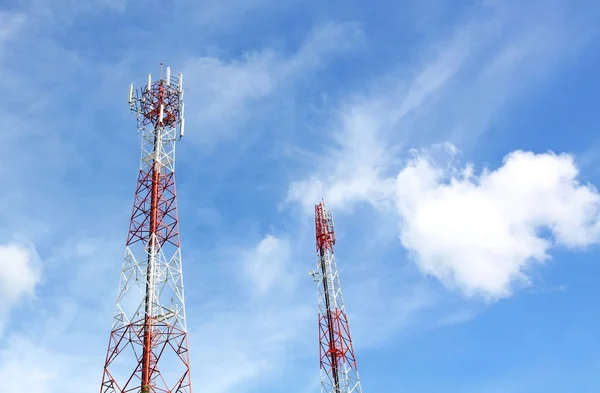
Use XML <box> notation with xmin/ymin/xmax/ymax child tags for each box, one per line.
<box><xmin>186</xmin><ymin>233</ymin><xmax>313</xmax><ymax>393</ymax></box>
<box><xmin>287</xmin><ymin>0</ymin><xmax>598</xmax><ymax>209</ymax></box>
<box><xmin>182</xmin><ymin>21</ymin><xmax>364</xmax><ymax>150</ymax></box>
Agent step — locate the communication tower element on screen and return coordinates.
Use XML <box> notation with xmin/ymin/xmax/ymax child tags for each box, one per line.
<box><xmin>310</xmin><ymin>201</ymin><xmax>363</xmax><ymax>393</ymax></box>
<box><xmin>100</xmin><ymin>65</ymin><xmax>191</xmax><ymax>393</ymax></box>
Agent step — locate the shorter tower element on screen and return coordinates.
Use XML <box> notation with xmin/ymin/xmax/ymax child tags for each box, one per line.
<box><xmin>309</xmin><ymin>201</ymin><xmax>363</xmax><ymax>393</ymax></box>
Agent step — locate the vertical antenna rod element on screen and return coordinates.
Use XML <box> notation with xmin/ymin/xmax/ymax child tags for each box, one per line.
<box><xmin>310</xmin><ymin>201</ymin><xmax>363</xmax><ymax>393</ymax></box>
<box><xmin>100</xmin><ymin>65</ymin><xmax>190</xmax><ymax>393</ymax></box>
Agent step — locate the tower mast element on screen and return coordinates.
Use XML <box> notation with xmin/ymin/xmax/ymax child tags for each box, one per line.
<box><xmin>310</xmin><ymin>201</ymin><xmax>363</xmax><ymax>393</ymax></box>
<box><xmin>100</xmin><ymin>65</ymin><xmax>190</xmax><ymax>393</ymax></box>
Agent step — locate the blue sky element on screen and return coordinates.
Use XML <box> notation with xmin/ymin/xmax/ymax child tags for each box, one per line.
<box><xmin>1</xmin><ymin>0</ymin><xmax>600</xmax><ymax>392</ymax></box>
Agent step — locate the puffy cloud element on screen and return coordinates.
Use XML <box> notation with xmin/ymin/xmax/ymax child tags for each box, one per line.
<box><xmin>395</xmin><ymin>147</ymin><xmax>600</xmax><ymax>300</ymax></box>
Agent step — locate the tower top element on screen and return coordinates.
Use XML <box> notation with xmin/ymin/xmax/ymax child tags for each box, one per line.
<box><xmin>128</xmin><ymin>65</ymin><xmax>186</xmax><ymax>138</ymax></box>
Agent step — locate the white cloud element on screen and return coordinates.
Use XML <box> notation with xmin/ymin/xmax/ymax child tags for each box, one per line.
<box><xmin>0</xmin><ymin>243</ymin><xmax>41</xmax><ymax>317</ymax></box>
<box><xmin>396</xmin><ymin>147</ymin><xmax>600</xmax><ymax>300</ymax></box>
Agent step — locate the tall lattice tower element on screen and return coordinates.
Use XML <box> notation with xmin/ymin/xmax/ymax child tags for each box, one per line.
<box><xmin>100</xmin><ymin>65</ymin><xmax>191</xmax><ymax>393</ymax></box>
<box><xmin>309</xmin><ymin>201</ymin><xmax>363</xmax><ymax>393</ymax></box>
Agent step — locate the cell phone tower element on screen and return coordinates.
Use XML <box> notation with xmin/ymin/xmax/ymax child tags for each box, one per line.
<box><xmin>100</xmin><ymin>65</ymin><xmax>191</xmax><ymax>393</ymax></box>
<box><xmin>309</xmin><ymin>201</ymin><xmax>363</xmax><ymax>393</ymax></box>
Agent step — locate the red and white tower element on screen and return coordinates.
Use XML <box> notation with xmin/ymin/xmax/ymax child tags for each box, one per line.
<box><xmin>100</xmin><ymin>65</ymin><xmax>191</xmax><ymax>393</ymax></box>
<box><xmin>310</xmin><ymin>201</ymin><xmax>363</xmax><ymax>393</ymax></box>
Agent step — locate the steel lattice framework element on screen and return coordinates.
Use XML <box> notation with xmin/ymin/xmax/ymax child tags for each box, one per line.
<box><xmin>310</xmin><ymin>201</ymin><xmax>363</xmax><ymax>393</ymax></box>
<box><xmin>100</xmin><ymin>66</ymin><xmax>191</xmax><ymax>393</ymax></box>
